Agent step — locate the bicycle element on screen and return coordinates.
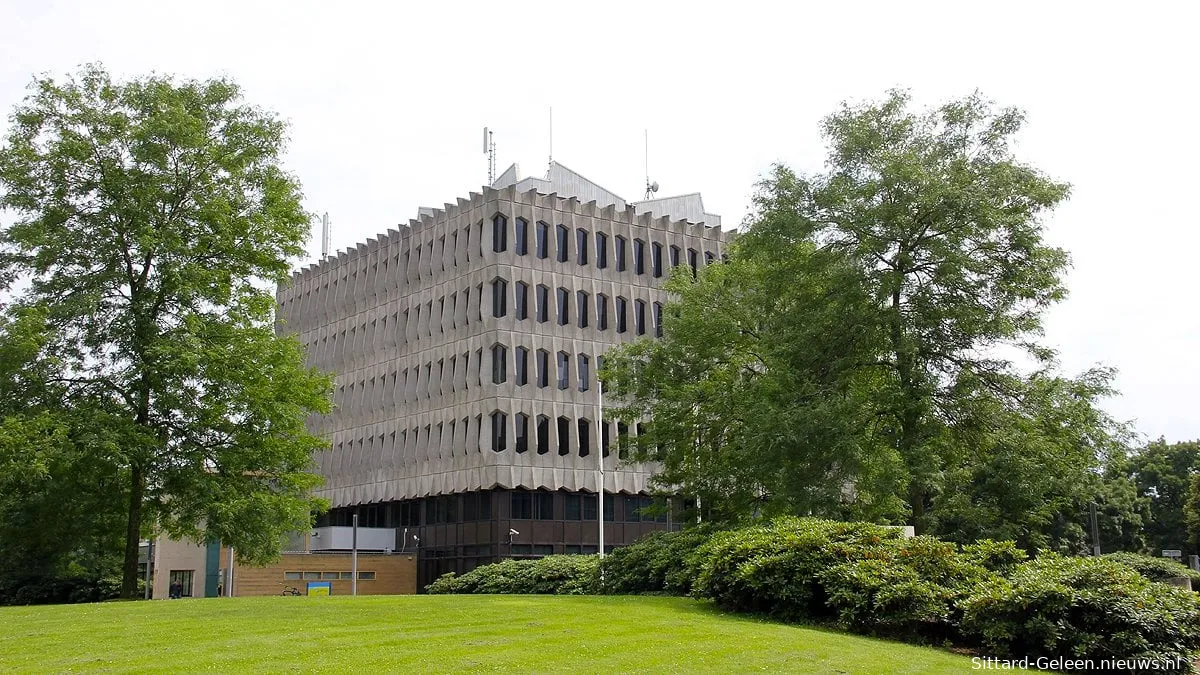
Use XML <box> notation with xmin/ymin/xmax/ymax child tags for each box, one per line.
<box><xmin>279</xmin><ymin>584</ymin><xmax>302</xmax><ymax>596</ymax></box>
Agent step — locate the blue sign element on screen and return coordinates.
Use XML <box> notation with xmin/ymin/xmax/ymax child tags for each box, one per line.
<box><xmin>306</xmin><ymin>581</ymin><xmax>332</xmax><ymax>596</ymax></box>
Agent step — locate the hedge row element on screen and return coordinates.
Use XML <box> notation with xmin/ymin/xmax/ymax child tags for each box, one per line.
<box><xmin>0</xmin><ymin>574</ymin><xmax>126</xmax><ymax>606</ymax></box>
<box><xmin>425</xmin><ymin>518</ymin><xmax>1200</xmax><ymax>669</ymax></box>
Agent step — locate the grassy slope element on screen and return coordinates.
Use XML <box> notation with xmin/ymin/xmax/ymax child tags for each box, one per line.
<box><xmin>0</xmin><ymin>595</ymin><xmax>1000</xmax><ymax>673</ymax></box>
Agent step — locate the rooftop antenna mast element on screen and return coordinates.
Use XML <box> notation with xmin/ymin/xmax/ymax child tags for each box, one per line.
<box><xmin>547</xmin><ymin>106</ymin><xmax>554</xmax><ymax>177</ymax></box>
<box><xmin>320</xmin><ymin>212</ymin><xmax>331</xmax><ymax>261</ymax></box>
<box><xmin>483</xmin><ymin>127</ymin><xmax>496</xmax><ymax>185</ymax></box>
<box><xmin>644</xmin><ymin>129</ymin><xmax>659</xmax><ymax>200</ymax></box>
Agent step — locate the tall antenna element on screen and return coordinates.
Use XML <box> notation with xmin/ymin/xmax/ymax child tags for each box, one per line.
<box><xmin>483</xmin><ymin>127</ymin><xmax>496</xmax><ymax>185</ymax></box>
<box><xmin>644</xmin><ymin>129</ymin><xmax>658</xmax><ymax>200</ymax></box>
<box><xmin>320</xmin><ymin>212</ymin><xmax>331</xmax><ymax>260</ymax></box>
<box><xmin>548</xmin><ymin>106</ymin><xmax>554</xmax><ymax>173</ymax></box>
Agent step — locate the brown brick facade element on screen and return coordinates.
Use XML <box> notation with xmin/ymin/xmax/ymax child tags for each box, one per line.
<box><xmin>232</xmin><ymin>553</ymin><xmax>417</xmax><ymax>596</ymax></box>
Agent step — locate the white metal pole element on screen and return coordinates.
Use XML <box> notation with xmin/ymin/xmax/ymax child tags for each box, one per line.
<box><xmin>598</xmin><ymin>377</ymin><xmax>605</xmax><ymax>559</ymax></box>
<box><xmin>144</xmin><ymin>538</ymin><xmax>153</xmax><ymax>599</ymax></box>
<box><xmin>351</xmin><ymin>513</ymin><xmax>359</xmax><ymax>596</ymax></box>
<box><xmin>226</xmin><ymin>546</ymin><xmax>234</xmax><ymax>597</ymax></box>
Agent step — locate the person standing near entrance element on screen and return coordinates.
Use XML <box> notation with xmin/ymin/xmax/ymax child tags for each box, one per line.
<box><xmin>169</xmin><ymin>579</ymin><xmax>182</xmax><ymax>599</ymax></box>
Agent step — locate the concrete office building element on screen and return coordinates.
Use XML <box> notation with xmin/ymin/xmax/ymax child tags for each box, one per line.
<box><xmin>276</xmin><ymin>162</ymin><xmax>730</xmax><ymax>586</ymax></box>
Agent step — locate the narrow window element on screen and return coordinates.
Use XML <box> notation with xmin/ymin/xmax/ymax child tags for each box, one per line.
<box><xmin>557</xmin><ymin>416</ymin><xmax>571</xmax><ymax>456</ymax></box>
<box><xmin>597</xmin><ymin>294</ymin><xmax>609</xmax><ymax>330</ymax></box>
<box><xmin>577</xmin><ymin>290</ymin><xmax>589</xmax><ymax>328</ymax></box>
<box><xmin>634</xmin><ymin>300</ymin><xmax>646</xmax><ymax>335</ymax></box>
<box><xmin>536</xmin><ymin>415</ymin><xmax>550</xmax><ymax>454</ymax></box>
<box><xmin>633</xmin><ymin>239</ymin><xmax>645</xmax><ymax>275</ymax></box>
<box><xmin>492</xmin><ymin>215</ymin><xmax>507</xmax><ymax>253</ymax></box>
<box><xmin>492</xmin><ymin>344</ymin><xmax>507</xmax><ymax>384</ymax></box>
<box><xmin>617</xmin><ymin>421</ymin><xmax>629</xmax><ymax>460</ymax></box>
<box><xmin>536</xmin><ymin>222</ymin><xmax>549</xmax><ymax>259</ymax></box>
<box><xmin>653</xmin><ymin>302</ymin><xmax>663</xmax><ymax>338</ymax></box>
<box><xmin>615</xmin><ymin>236</ymin><xmax>627</xmax><ymax>271</ymax></box>
<box><xmin>556</xmin><ymin>287</ymin><xmax>569</xmax><ymax>326</ymax></box>
<box><xmin>602</xmin><ymin>422</ymin><xmax>611</xmax><ymax>457</ymax></box>
<box><xmin>615</xmin><ymin>296</ymin><xmax>628</xmax><ymax>334</ymax></box>
<box><xmin>578</xmin><ymin>418</ymin><xmax>591</xmax><ymax>457</ymax></box>
<box><xmin>578</xmin><ymin>353</ymin><xmax>590</xmax><ymax>392</ymax></box>
<box><xmin>491</xmin><ymin>411</ymin><xmax>507</xmax><ymax>452</ymax></box>
<box><xmin>576</xmin><ymin>228</ymin><xmax>589</xmax><ymax>265</ymax></box>
<box><xmin>652</xmin><ymin>242</ymin><xmax>663</xmax><ymax>277</ymax></box>
<box><xmin>492</xmin><ymin>278</ymin><xmax>507</xmax><ymax>318</ymax></box>
<box><xmin>670</xmin><ymin>245</ymin><xmax>680</xmax><ymax>268</ymax></box>
<box><xmin>515</xmin><ymin>413</ymin><xmax>528</xmax><ymax>453</ymax></box>
<box><xmin>515</xmin><ymin>347</ymin><xmax>528</xmax><ymax>386</ymax></box>
<box><xmin>688</xmin><ymin>248</ymin><xmax>698</xmax><ymax>277</ymax></box>
<box><xmin>512</xmin><ymin>491</ymin><xmax>532</xmax><ymax>519</ymax></box>
<box><xmin>536</xmin><ymin>349</ymin><xmax>549</xmax><ymax>388</ymax></box>
<box><xmin>596</xmin><ymin>232</ymin><xmax>608</xmax><ymax>269</ymax></box>
<box><xmin>536</xmin><ymin>285</ymin><xmax>549</xmax><ymax>323</ymax></box>
<box><xmin>556</xmin><ymin>224</ymin><xmax>569</xmax><ymax>263</ymax></box>
<box><xmin>535</xmin><ymin>492</ymin><xmax>554</xmax><ymax>519</ymax></box>
<box><xmin>557</xmin><ymin>351</ymin><xmax>570</xmax><ymax>390</ymax></box>
<box><xmin>515</xmin><ymin>281</ymin><xmax>528</xmax><ymax>320</ymax></box>
<box><xmin>515</xmin><ymin>217</ymin><xmax>528</xmax><ymax>255</ymax></box>
<box><xmin>705</xmin><ymin>251</ymin><xmax>715</xmax><ymax>265</ymax></box>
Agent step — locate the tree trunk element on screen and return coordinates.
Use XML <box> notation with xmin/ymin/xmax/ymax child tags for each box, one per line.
<box><xmin>120</xmin><ymin>465</ymin><xmax>145</xmax><ymax>599</ymax></box>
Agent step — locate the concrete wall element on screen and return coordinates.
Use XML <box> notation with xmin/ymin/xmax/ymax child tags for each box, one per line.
<box><xmin>151</xmin><ymin>537</ymin><xmax>209</xmax><ymax>599</ymax></box>
<box><xmin>232</xmin><ymin>553</ymin><xmax>417</xmax><ymax>596</ymax></box>
<box><xmin>277</xmin><ymin>184</ymin><xmax>732</xmax><ymax>509</ymax></box>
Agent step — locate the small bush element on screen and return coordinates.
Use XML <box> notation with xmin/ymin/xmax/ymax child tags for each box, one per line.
<box><xmin>425</xmin><ymin>555</ymin><xmax>600</xmax><ymax>595</ymax></box>
<box><xmin>960</xmin><ymin>539</ymin><xmax>1028</xmax><ymax>576</ymax></box>
<box><xmin>689</xmin><ymin>517</ymin><xmax>905</xmax><ymax>620</ymax></box>
<box><xmin>598</xmin><ymin>526</ymin><xmax>716</xmax><ymax>595</ymax></box>
<box><xmin>959</xmin><ymin>553</ymin><xmax>1200</xmax><ymax>671</ymax></box>
<box><xmin>1103</xmin><ymin>551</ymin><xmax>1200</xmax><ymax>586</ymax></box>
<box><xmin>818</xmin><ymin>536</ymin><xmax>992</xmax><ymax>640</ymax></box>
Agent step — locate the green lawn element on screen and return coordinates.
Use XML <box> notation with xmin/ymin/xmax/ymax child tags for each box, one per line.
<box><xmin>0</xmin><ymin>595</ymin><xmax>1002</xmax><ymax>673</ymax></box>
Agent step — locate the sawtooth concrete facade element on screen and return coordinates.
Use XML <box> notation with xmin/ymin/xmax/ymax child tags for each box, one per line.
<box><xmin>277</xmin><ymin>165</ymin><xmax>730</xmax><ymax>584</ymax></box>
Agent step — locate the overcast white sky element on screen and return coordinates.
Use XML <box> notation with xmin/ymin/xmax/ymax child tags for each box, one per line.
<box><xmin>1</xmin><ymin>0</ymin><xmax>1196</xmax><ymax>443</ymax></box>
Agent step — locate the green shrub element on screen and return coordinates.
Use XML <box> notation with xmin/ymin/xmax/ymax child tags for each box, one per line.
<box><xmin>959</xmin><ymin>553</ymin><xmax>1200</xmax><ymax>671</ymax></box>
<box><xmin>960</xmin><ymin>539</ymin><xmax>1028</xmax><ymax>575</ymax></box>
<box><xmin>1103</xmin><ymin>551</ymin><xmax>1200</xmax><ymax>586</ymax></box>
<box><xmin>0</xmin><ymin>574</ymin><xmax>125</xmax><ymax>606</ymax></box>
<box><xmin>689</xmin><ymin>517</ymin><xmax>905</xmax><ymax>620</ymax></box>
<box><xmin>818</xmin><ymin>536</ymin><xmax>992</xmax><ymax>639</ymax></box>
<box><xmin>598</xmin><ymin>526</ymin><xmax>717</xmax><ymax>595</ymax></box>
<box><xmin>425</xmin><ymin>555</ymin><xmax>600</xmax><ymax>595</ymax></box>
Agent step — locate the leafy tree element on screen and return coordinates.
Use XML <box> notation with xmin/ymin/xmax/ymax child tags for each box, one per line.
<box><xmin>607</xmin><ymin>90</ymin><xmax>1114</xmax><ymax>538</ymax></box>
<box><xmin>1131</xmin><ymin>439</ymin><xmax>1200</xmax><ymax>556</ymax></box>
<box><xmin>749</xmin><ymin>90</ymin><xmax>1071</xmax><ymax>531</ymax></box>
<box><xmin>929</xmin><ymin>367</ymin><xmax>1141</xmax><ymax>552</ymax></box>
<box><xmin>605</xmin><ymin>246</ymin><xmax>905</xmax><ymax>523</ymax></box>
<box><xmin>0</xmin><ymin>65</ymin><xmax>332</xmax><ymax>597</ymax></box>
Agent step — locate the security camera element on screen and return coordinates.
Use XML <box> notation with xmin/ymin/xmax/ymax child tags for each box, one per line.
<box><xmin>509</xmin><ymin>528</ymin><xmax>520</xmax><ymax>536</ymax></box>
<box><xmin>310</xmin><ymin>530</ymin><xmax>320</xmax><ymax>538</ymax></box>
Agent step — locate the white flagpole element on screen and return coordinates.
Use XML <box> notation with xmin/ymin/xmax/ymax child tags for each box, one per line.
<box><xmin>598</xmin><ymin>373</ymin><xmax>605</xmax><ymax>559</ymax></box>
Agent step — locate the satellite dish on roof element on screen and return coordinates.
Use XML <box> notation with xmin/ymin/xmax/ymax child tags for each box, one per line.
<box><xmin>650</xmin><ymin>181</ymin><xmax>659</xmax><ymax>194</ymax></box>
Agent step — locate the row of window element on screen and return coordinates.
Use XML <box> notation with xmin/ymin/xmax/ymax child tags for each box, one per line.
<box><xmin>281</xmin><ymin>214</ymin><xmax>721</xmax><ymax>335</ymax></box>
<box><xmin>492</xmin><ymin>215</ymin><xmax>716</xmax><ymax>277</ymax></box>
<box><xmin>325</xmin><ymin>344</ymin><xmax>602</xmax><ymax>418</ymax></box>
<box><xmin>302</xmin><ymin>279</ymin><xmax>664</xmax><ymax>374</ymax></box>
<box><xmin>323</xmin><ymin>413</ymin><xmax>646</xmax><ymax>463</ymax></box>
<box><xmin>490</xmin><ymin>344</ymin><xmax>595</xmax><ymax>390</ymax></box>
<box><xmin>322</xmin><ymin>491</ymin><xmax>672</xmax><ymax>529</ymax></box>
<box><xmin>283</xmin><ymin>571</ymin><xmax>376</xmax><ymax>581</ymax></box>
<box><xmin>491</xmin><ymin>279</ymin><xmax>663</xmax><ymax>337</ymax></box>
<box><xmin>489</xmin><ymin>411</ymin><xmax>647</xmax><ymax>458</ymax></box>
